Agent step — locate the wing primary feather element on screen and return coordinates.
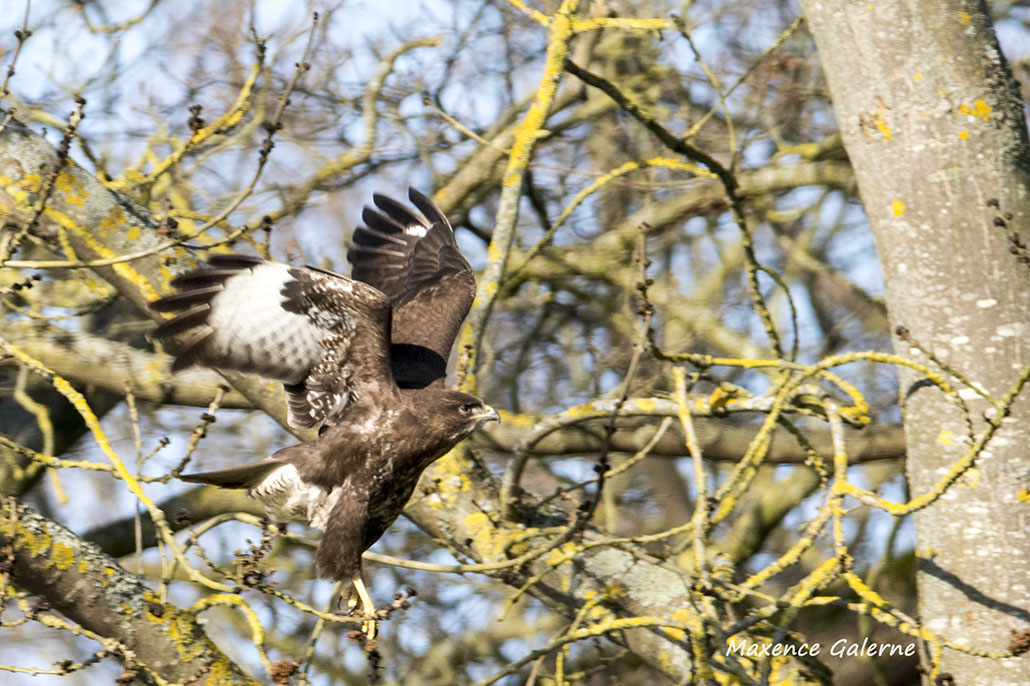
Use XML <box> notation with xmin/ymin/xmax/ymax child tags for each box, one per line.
<box><xmin>351</xmin><ymin>246</ymin><xmax>407</xmax><ymax>259</ymax></box>
<box><xmin>149</xmin><ymin>304</ymin><xmax>211</xmax><ymax>340</ymax></box>
<box><xmin>169</xmin><ymin>269</ymin><xmax>244</xmax><ymax>289</ymax></box>
<box><xmin>352</xmin><ymin>225</ymin><xmax>408</xmax><ymax>247</ymax></box>
<box><xmin>170</xmin><ymin>332</ymin><xmax>215</xmax><ymax>372</ymax></box>
<box><xmin>372</xmin><ymin>193</ymin><xmax>426</xmax><ymax>229</ymax></box>
<box><xmin>361</xmin><ymin>206</ymin><xmax>408</xmax><ymax>236</ymax></box>
<box><xmin>407</xmin><ymin>187</ymin><xmax>448</xmax><ymax>226</ymax></box>
<box><xmin>206</xmin><ymin>254</ymin><xmax>265</xmax><ymax>269</ymax></box>
<box><xmin>150</xmin><ymin>285</ymin><xmax>225</xmax><ymax>312</ymax></box>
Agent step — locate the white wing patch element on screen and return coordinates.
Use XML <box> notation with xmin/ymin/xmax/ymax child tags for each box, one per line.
<box><xmin>404</xmin><ymin>224</ymin><xmax>428</xmax><ymax>237</ymax></box>
<box><xmin>152</xmin><ymin>254</ymin><xmax>393</xmax><ymax>431</ymax></box>
<box><xmin>250</xmin><ymin>464</ymin><xmax>340</xmax><ymax>532</ymax></box>
<box><xmin>206</xmin><ymin>263</ymin><xmax>327</xmax><ymax>385</ymax></box>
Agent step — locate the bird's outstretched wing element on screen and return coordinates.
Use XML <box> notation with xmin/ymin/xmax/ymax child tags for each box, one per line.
<box><xmin>347</xmin><ymin>188</ymin><xmax>476</xmax><ymax>388</ymax></box>
<box><xmin>150</xmin><ymin>254</ymin><xmax>393</xmax><ymax>430</ymax></box>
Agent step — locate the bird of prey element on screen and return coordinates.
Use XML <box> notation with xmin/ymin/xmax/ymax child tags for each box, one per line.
<box><xmin>149</xmin><ymin>188</ymin><xmax>498</xmax><ymax>638</ymax></box>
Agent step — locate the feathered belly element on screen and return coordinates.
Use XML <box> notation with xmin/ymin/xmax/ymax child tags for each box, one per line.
<box><xmin>248</xmin><ymin>464</ymin><xmax>340</xmax><ymax>531</ymax></box>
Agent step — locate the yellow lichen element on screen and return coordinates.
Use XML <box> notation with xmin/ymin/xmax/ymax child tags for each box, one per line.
<box><xmin>545</xmin><ymin>541</ymin><xmax>578</xmax><ymax>566</ymax></box>
<box><xmin>669</xmin><ymin>607</ymin><xmax>691</xmax><ymax>622</ymax></box>
<box><xmin>15</xmin><ymin>521</ymin><xmax>52</xmax><ymax>558</ymax></box>
<box><xmin>54</xmin><ymin>172</ymin><xmax>86</xmax><ymax>207</ymax></box>
<box><xmin>563</xmin><ymin>402</ymin><xmax>597</xmax><ymax>419</ymax></box>
<box><xmin>891</xmin><ymin>200</ymin><xmax>905</xmax><ymax>217</ymax></box>
<box><xmin>97</xmin><ymin>206</ymin><xmax>128</xmax><ymax>236</ymax></box>
<box><xmin>54</xmin><ymin>173</ymin><xmax>75</xmax><ymax>193</ymax></box>
<box><xmin>971</xmin><ymin>99</ymin><xmax>991</xmax><ymax>120</ymax></box>
<box><xmin>205</xmin><ymin>659</ymin><xmax>238</xmax><ymax>685</ymax></box>
<box><xmin>52</xmin><ymin>542</ymin><xmax>74</xmax><ymax>570</ymax></box>
<box><xmin>663</xmin><ymin>625</ymin><xmax>687</xmax><ymax>640</ymax></box>
<box><xmin>936</xmin><ymin>430</ymin><xmax>953</xmax><ymax>446</ymax></box>
<box><xmin>22</xmin><ymin>172</ymin><xmax>43</xmax><ymax>192</ymax></box>
<box><xmin>959</xmin><ymin>100</ymin><xmax>991</xmax><ymax>121</ymax></box>
<box><xmin>634</xmin><ymin>398</ymin><xmax>657</xmax><ymax>411</ymax></box>
<box><xmin>873</xmin><ymin>113</ymin><xmax>892</xmax><ymax>141</ymax></box>
<box><xmin>463</xmin><ymin>512</ymin><xmax>510</xmax><ymax>561</ymax></box>
<box><xmin>958</xmin><ymin>130</ymin><xmax>969</xmax><ymax>140</ymax></box>
<box><xmin>427</xmin><ymin>449</ymin><xmax>471</xmax><ymax>506</ymax></box>
<box><xmin>487</xmin><ymin>241</ymin><xmax>502</xmax><ymax>263</ymax></box>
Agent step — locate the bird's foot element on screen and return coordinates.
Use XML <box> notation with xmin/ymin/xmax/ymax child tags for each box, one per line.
<box><xmin>337</xmin><ymin>578</ymin><xmax>379</xmax><ymax>641</ymax></box>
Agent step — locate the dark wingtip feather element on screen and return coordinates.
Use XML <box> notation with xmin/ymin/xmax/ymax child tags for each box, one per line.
<box><xmin>149</xmin><ymin>285</ymin><xmax>224</xmax><ymax>313</ymax></box>
<box><xmin>206</xmin><ymin>254</ymin><xmax>265</xmax><ymax>269</ymax></box>
<box><xmin>407</xmin><ymin>188</ymin><xmax>448</xmax><ymax>227</ymax></box>
<box><xmin>169</xmin><ymin>332</ymin><xmax>214</xmax><ymax>372</ymax></box>
<box><xmin>373</xmin><ymin>193</ymin><xmax>426</xmax><ymax>229</ymax></box>
<box><xmin>149</xmin><ymin>304</ymin><xmax>211</xmax><ymax>340</ymax></box>
<box><xmin>362</xmin><ymin>205</ymin><xmax>408</xmax><ymax>237</ymax></box>
<box><xmin>169</xmin><ymin>268</ymin><xmax>243</xmax><ymax>290</ymax></box>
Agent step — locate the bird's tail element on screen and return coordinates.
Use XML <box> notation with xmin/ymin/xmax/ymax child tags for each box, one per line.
<box><xmin>178</xmin><ymin>457</ymin><xmax>284</xmax><ymax>490</ymax></box>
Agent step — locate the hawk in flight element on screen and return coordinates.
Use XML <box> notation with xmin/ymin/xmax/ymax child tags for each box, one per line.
<box><xmin>150</xmin><ymin>189</ymin><xmax>498</xmax><ymax>637</ymax></box>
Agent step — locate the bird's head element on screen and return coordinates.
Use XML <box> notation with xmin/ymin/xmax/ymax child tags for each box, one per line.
<box><xmin>439</xmin><ymin>390</ymin><xmax>500</xmax><ymax>441</ymax></box>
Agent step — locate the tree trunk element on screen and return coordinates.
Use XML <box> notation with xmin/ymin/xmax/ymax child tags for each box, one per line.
<box><xmin>799</xmin><ymin>1</ymin><xmax>1030</xmax><ymax>683</ymax></box>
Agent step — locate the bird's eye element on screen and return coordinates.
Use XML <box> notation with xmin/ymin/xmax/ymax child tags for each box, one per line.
<box><xmin>459</xmin><ymin>403</ymin><xmax>475</xmax><ymax>414</ymax></box>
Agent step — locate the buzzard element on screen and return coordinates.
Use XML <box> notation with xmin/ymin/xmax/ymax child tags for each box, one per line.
<box><xmin>149</xmin><ymin>189</ymin><xmax>498</xmax><ymax>637</ymax></box>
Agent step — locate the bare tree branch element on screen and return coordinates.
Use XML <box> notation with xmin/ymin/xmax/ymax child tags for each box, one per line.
<box><xmin>2</xmin><ymin>500</ymin><xmax>258</xmax><ymax>684</ymax></box>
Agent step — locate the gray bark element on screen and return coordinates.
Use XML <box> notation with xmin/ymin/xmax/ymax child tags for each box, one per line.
<box><xmin>800</xmin><ymin>1</ymin><xmax>1030</xmax><ymax>682</ymax></box>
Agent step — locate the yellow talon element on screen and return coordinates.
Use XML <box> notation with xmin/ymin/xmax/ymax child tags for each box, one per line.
<box><xmin>351</xmin><ymin>576</ymin><xmax>379</xmax><ymax>640</ymax></box>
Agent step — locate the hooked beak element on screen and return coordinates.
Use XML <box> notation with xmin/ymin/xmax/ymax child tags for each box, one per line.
<box><xmin>473</xmin><ymin>405</ymin><xmax>501</xmax><ymax>424</ymax></box>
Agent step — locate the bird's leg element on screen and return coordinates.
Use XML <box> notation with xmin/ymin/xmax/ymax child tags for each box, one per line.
<box><xmin>351</xmin><ymin>575</ymin><xmax>378</xmax><ymax>640</ymax></box>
